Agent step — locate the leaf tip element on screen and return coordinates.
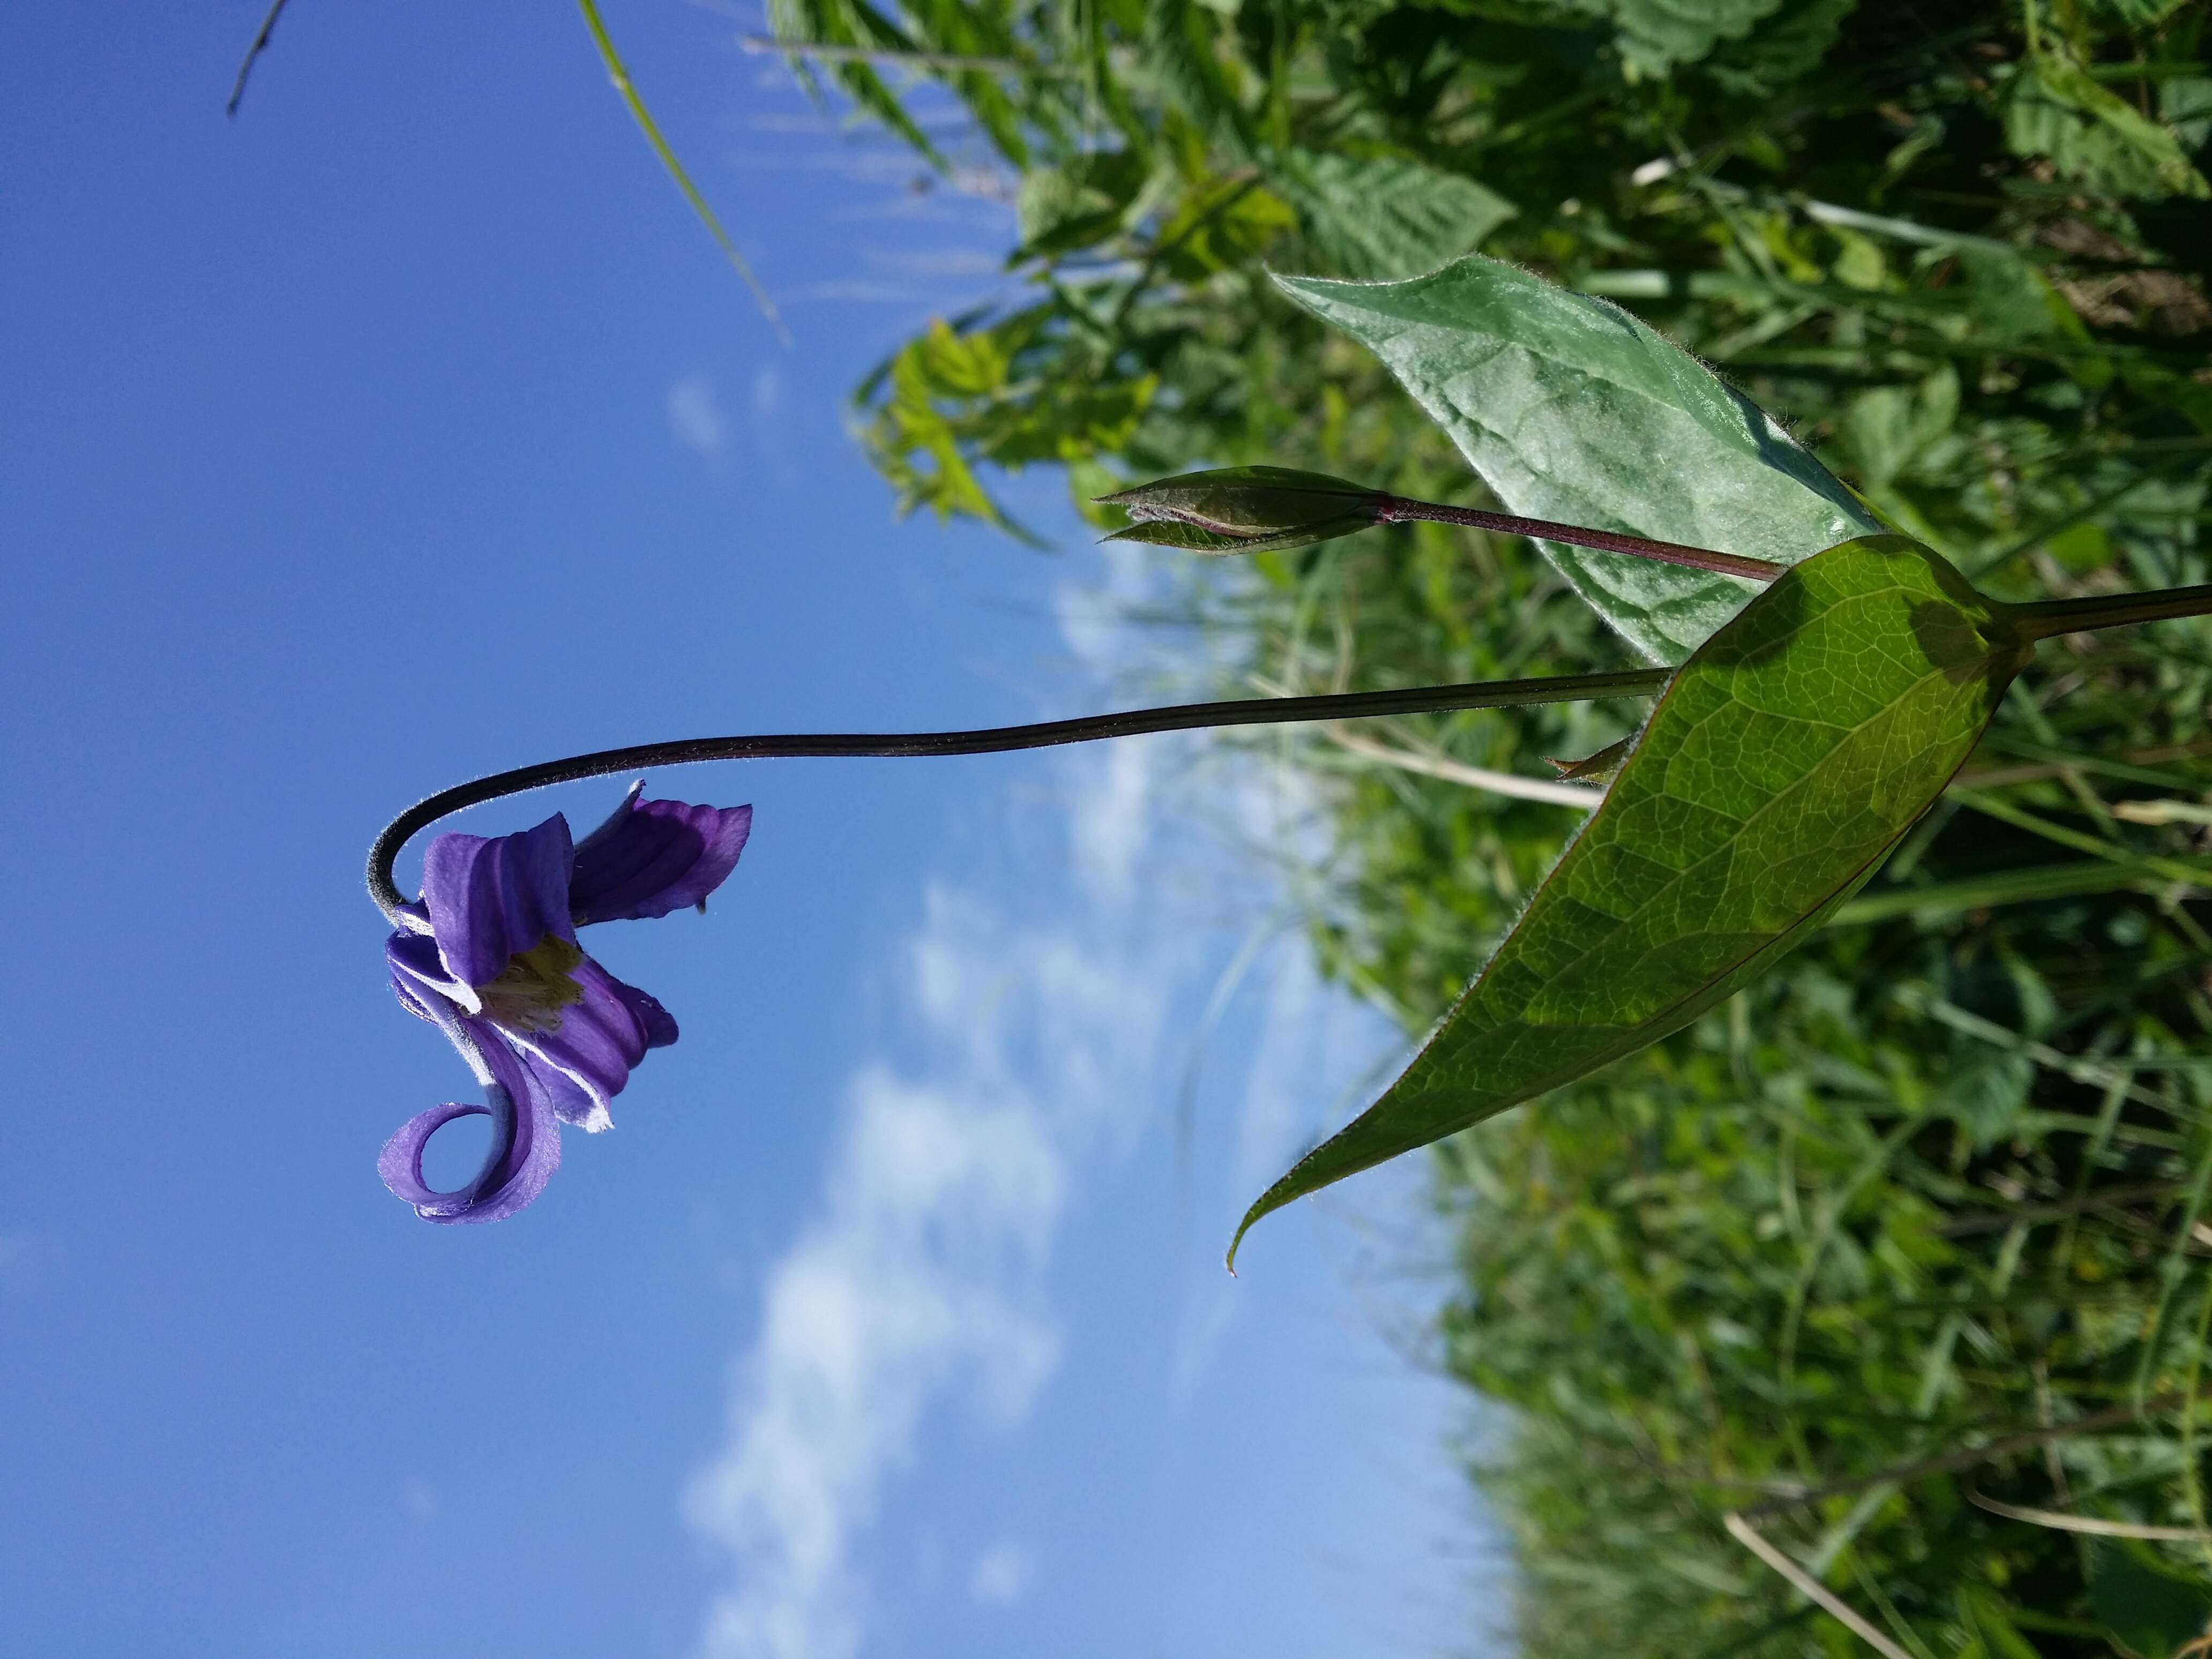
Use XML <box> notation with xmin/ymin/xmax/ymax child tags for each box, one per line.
<box><xmin>1223</xmin><ymin>1186</ymin><xmax>1287</xmax><ymax>1275</ymax></box>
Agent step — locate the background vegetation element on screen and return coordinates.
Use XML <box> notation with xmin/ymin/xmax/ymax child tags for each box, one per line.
<box><xmin>763</xmin><ymin>0</ymin><xmax>2212</xmax><ymax>1650</ymax></box>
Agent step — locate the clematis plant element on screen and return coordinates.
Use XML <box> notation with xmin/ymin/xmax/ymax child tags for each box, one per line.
<box><xmin>364</xmin><ymin>529</ymin><xmax>2209</xmax><ymax>1240</ymax></box>
<box><xmin>364</xmin><ymin>255</ymin><xmax>2211</xmax><ymax>1257</ymax></box>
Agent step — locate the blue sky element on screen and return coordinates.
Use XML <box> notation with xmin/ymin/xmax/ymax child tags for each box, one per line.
<box><xmin>2</xmin><ymin>6</ymin><xmax>1500</xmax><ymax>1656</ymax></box>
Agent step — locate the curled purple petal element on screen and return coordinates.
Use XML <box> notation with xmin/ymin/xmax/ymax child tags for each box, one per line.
<box><xmin>422</xmin><ymin>814</ymin><xmax>577</xmax><ymax>989</ymax></box>
<box><xmin>377</xmin><ymin>1035</ymin><xmax>561</xmax><ymax>1224</ymax></box>
<box><xmin>505</xmin><ymin>956</ymin><xmax>678</xmax><ymax>1130</ymax></box>
<box><xmin>506</xmin><ymin>1052</ymin><xmax>603</xmax><ymax>1134</ymax></box>
<box><xmin>378</xmin><ymin>1008</ymin><xmax>560</xmax><ymax>1223</ymax></box>
<box><xmin>570</xmin><ymin>784</ymin><xmax>752</xmax><ymax>925</ymax></box>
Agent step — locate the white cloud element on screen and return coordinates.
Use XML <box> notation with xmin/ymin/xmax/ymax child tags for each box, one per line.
<box><xmin>967</xmin><ymin>1541</ymin><xmax>1033</xmax><ymax>1607</ymax></box>
<box><xmin>668</xmin><ymin>374</ymin><xmax>727</xmax><ymax>458</ymax></box>
<box><xmin>686</xmin><ymin>739</ymin><xmax>1172</xmax><ymax>1659</ymax></box>
<box><xmin>864</xmin><ymin>250</ymin><xmax>1002</xmax><ymax>279</ymax></box>
<box><xmin>686</xmin><ymin>1065</ymin><xmax>1065</xmax><ymax>1659</ymax></box>
<box><xmin>686</xmin><ymin>551</ymin><xmax>1404</xmax><ymax>1659</ymax></box>
<box><xmin>1234</xmin><ymin>944</ymin><xmax>1332</xmax><ymax>1189</ymax></box>
<box><xmin>1069</xmin><ymin>734</ymin><xmax>1155</xmax><ymax>904</ymax></box>
<box><xmin>1050</xmin><ymin>540</ymin><xmax>1153</xmax><ymax>670</ymax></box>
<box><xmin>750</xmin><ymin>364</ymin><xmax>782</xmax><ymax>421</ymax></box>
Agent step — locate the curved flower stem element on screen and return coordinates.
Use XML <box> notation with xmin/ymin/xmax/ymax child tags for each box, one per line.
<box><xmin>1372</xmin><ymin>495</ymin><xmax>1787</xmax><ymax>583</ymax></box>
<box><xmin>367</xmin><ymin>668</ymin><xmax>1672</xmax><ymax>923</ymax></box>
<box><xmin>2011</xmin><ymin>583</ymin><xmax>2212</xmax><ymax>641</ymax></box>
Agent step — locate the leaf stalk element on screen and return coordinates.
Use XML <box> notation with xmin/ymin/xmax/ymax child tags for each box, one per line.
<box><xmin>2011</xmin><ymin>584</ymin><xmax>2212</xmax><ymax>641</ymax></box>
<box><xmin>1371</xmin><ymin>495</ymin><xmax>1787</xmax><ymax>582</ymax></box>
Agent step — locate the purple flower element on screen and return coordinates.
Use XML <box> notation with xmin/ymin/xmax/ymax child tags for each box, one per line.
<box><xmin>378</xmin><ymin>783</ymin><xmax>752</xmax><ymax>1223</ymax></box>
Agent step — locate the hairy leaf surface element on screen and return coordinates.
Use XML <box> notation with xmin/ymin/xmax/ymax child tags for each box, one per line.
<box><xmin>1229</xmin><ymin>535</ymin><xmax>2034</xmax><ymax>1266</ymax></box>
<box><xmin>1275</xmin><ymin>256</ymin><xmax>1882</xmax><ymax>663</ymax></box>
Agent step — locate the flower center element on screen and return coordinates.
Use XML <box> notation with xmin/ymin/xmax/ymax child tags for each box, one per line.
<box><xmin>475</xmin><ymin>935</ymin><xmax>586</xmax><ymax>1034</ymax></box>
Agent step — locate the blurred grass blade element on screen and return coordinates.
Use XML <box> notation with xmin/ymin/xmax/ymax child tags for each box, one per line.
<box><xmin>1228</xmin><ymin>534</ymin><xmax>2036</xmax><ymax>1268</ymax></box>
<box><xmin>1832</xmin><ymin>856</ymin><xmax>2209</xmax><ymax>924</ymax></box>
<box><xmin>1723</xmin><ymin>1514</ymin><xmax>1918</xmax><ymax>1659</ymax></box>
<box><xmin>576</xmin><ymin>0</ymin><xmax>787</xmax><ymax>341</ymax></box>
<box><xmin>1966</xmin><ymin>1488</ymin><xmax>2212</xmax><ymax>1542</ymax></box>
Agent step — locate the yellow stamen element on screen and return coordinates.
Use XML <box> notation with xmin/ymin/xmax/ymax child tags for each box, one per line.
<box><xmin>476</xmin><ymin>936</ymin><xmax>586</xmax><ymax>1034</ymax></box>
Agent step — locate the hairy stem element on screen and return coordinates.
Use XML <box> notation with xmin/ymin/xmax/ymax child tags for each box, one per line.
<box><xmin>367</xmin><ymin>668</ymin><xmax>1672</xmax><ymax>922</ymax></box>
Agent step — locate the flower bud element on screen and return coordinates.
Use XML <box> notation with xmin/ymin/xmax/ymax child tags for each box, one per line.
<box><xmin>1095</xmin><ymin>467</ymin><xmax>1386</xmax><ymax>555</ymax></box>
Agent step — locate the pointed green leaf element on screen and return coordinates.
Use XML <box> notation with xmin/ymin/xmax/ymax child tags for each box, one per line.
<box><xmin>1158</xmin><ymin>177</ymin><xmax>1296</xmax><ymax>281</ymax></box>
<box><xmin>1014</xmin><ymin>151</ymin><xmax>1150</xmax><ymax>259</ymax></box>
<box><xmin>1274</xmin><ymin>256</ymin><xmax>1882</xmax><ymax>664</ymax></box>
<box><xmin>1600</xmin><ymin>0</ymin><xmax>1802</xmax><ymax>78</ymax></box>
<box><xmin>2002</xmin><ymin>48</ymin><xmax>2212</xmax><ymax>201</ymax></box>
<box><xmin>1228</xmin><ymin>534</ymin><xmax>2034</xmax><ymax>1268</ymax></box>
<box><xmin>1266</xmin><ymin>150</ymin><xmax>1516</xmax><ymax>279</ymax></box>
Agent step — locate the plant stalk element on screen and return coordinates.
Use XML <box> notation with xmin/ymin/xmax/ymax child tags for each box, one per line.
<box><xmin>2012</xmin><ymin>584</ymin><xmax>2212</xmax><ymax>641</ymax></box>
<box><xmin>367</xmin><ymin>667</ymin><xmax>1671</xmax><ymax>922</ymax></box>
<box><xmin>1374</xmin><ymin>495</ymin><xmax>1786</xmax><ymax>582</ymax></box>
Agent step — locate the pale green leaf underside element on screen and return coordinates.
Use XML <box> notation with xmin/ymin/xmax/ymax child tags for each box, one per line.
<box><xmin>1275</xmin><ymin>256</ymin><xmax>1882</xmax><ymax>664</ymax></box>
<box><xmin>1229</xmin><ymin>536</ymin><xmax>2030</xmax><ymax>1266</ymax></box>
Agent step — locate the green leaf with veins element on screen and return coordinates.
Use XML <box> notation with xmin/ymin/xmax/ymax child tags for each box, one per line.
<box><xmin>2002</xmin><ymin>47</ymin><xmax>2212</xmax><ymax>200</ymax></box>
<box><xmin>1228</xmin><ymin>533</ymin><xmax>2035</xmax><ymax>1268</ymax></box>
<box><xmin>1596</xmin><ymin>0</ymin><xmax>1790</xmax><ymax>77</ymax></box>
<box><xmin>1275</xmin><ymin>256</ymin><xmax>1883</xmax><ymax>665</ymax></box>
<box><xmin>1014</xmin><ymin>151</ymin><xmax>1150</xmax><ymax>259</ymax></box>
<box><xmin>1265</xmin><ymin>151</ymin><xmax>1516</xmax><ymax>279</ymax></box>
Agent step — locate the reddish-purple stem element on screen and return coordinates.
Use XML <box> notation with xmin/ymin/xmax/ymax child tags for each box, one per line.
<box><xmin>1374</xmin><ymin>495</ymin><xmax>1785</xmax><ymax>584</ymax></box>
